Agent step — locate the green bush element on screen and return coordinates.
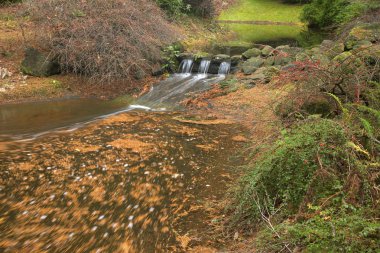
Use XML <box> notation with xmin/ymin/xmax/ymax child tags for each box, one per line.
<box><xmin>301</xmin><ymin>0</ymin><xmax>367</xmax><ymax>29</ymax></box>
<box><xmin>255</xmin><ymin>209</ymin><xmax>380</xmax><ymax>252</ymax></box>
<box><xmin>233</xmin><ymin>119</ymin><xmax>349</xmax><ymax>225</ymax></box>
<box><xmin>155</xmin><ymin>0</ymin><xmax>185</xmax><ymax>17</ymax></box>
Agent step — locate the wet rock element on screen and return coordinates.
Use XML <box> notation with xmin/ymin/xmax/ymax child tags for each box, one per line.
<box><xmin>177</xmin><ymin>52</ymin><xmax>194</xmax><ymax>61</ymax></box>
<box><xmin>261</xmin><ymin>45</ymin><xmax>274</xmax><ymax>57</ymax></box>
<box><xmin>212</xmin><ymin>41</ymin><xmax>254</xmax><ymax>55</ymax></box>
<box><xmin>213</xmin><ymin>54</ymin><xmax>230</xmax><ymax>63</ymax></box>
<box><xmin>242</xmin><ymin>48</ymin><xmax>261</xmax><ymax>59</ymax></box>
<box><xmin>21</xmin><ymin>47</ymin><xmax>60</xmax><ymax>77</ymax></box>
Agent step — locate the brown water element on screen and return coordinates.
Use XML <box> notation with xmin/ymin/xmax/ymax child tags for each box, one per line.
<box><xmin>0</xmin><ymin>97</ymin><xmax>134</xmax><ymax>141</ymax></box>
<box><xmin>0</xmin><ymin>110</ymin><xmax>245</xmax><ymax>252</ymax></box>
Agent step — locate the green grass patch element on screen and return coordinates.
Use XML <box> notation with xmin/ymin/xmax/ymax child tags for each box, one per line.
<box><xmin>221</xmin><ymin>23</ymin><xmax>303</xmax><ymax>43</ymax></box>
<box><xmin>219</xmin><ymin>0</ymin><xmax>303</xmax><ymax>22</ymax></box>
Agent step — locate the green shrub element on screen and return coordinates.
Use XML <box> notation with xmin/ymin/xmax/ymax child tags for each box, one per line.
<box><xmin>301</xmin><ymin>0</ymin><xmax>367</xmax><ymax>29</ymax></box>
<box><xmin>155</xmin><ymin>0</ymin><xmax>185</xmax><ymax>17</ymax></box>
<box><xmin>233</xmin><ymin>119</ymin><xmax>349</xmax><ymax>225</ymax></box>
<box><xmin>255</xmin><ymin>209</ymin><xmax>380</xmax><ymax>252</ymax></box>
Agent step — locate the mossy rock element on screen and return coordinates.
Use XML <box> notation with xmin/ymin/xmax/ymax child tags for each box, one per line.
<box><xmin>231</xmin><ymin>55</ymin><xmax>242</xmax><ymax>66</ymax></box>
<box><xmin>242</xmin><ymin>65</ymin><xmax>258</xmax><ymax>75</ymax></box>
<box><xmin>274</xmin><ymin>55</ymin><xmax>291</xmax><ymax>66</ymax></box>
<box><xmin>264</xmin><ymin>56</ymin><xmax>275</xmax><ymax>66</ymax></box>
<box><xmin>246</xmin><ymin>57</ymin><xmax>265</xmax><ymax>67</ymax></box>
<box><xmin>344</xmin><ymin>23</ymin><xmax>380</xmax><ymax>50</ymax></box>
<box><xmin>242</xmin><ymin>48</ymin><xmax>262</xmax><ymax>59</ymax></box>
<box><xmin>213</xmin><ymin>54</ymin><xmax>230</xmax><ymax>63</ymax></box>
<box><xmin>295</xmin><ymin>52</ymin><xmax>309</xmax><ymax>62</ymax></box>
<box><xmin>333</xmin><ymin>51</ymin><xmax>352</xmax><ymax>63</ymax></box>
<box><xmin>21</xmin><ymin>47</ymin><xmax>60</xmax><ymax>77</ymax></box>
<box><xmin>261</xmin><ymin>45</ymin><xmax>274</xmax><ymax>57</ymax></box>
<box><xmin>311</xmin><ymin>54</ymin><xmax>330</xmax><ymax>66</ymax></box>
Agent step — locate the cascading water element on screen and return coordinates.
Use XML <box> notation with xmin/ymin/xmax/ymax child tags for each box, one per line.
<box><xmin>198</xmin><ymin>59</ymin><xmax>211</xmax><ymax>75</ymax></box>
<box><xmin>178</xmin><ymin>59</ymin><xmax>194</xmax><ymax>74</ymax></box>
<box><xmin>218</xmin><ymin>61</ymin><xmax>231</xmax><ymax>75</ymax></box>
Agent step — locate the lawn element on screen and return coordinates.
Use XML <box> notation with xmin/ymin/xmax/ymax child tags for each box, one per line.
<box><xmin>219</xmin><ymin>0</ymin><xmax>303</xmax><ymax>23</ymax></box>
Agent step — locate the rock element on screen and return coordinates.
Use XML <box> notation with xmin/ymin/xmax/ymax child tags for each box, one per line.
<box><xmin>320</xmin><ymin>40</ymin><xmax>334</xmax><ymax>48</ymax></box>
<box><xmin>261</xmin><ymin>45</ymin><xmax>274</xmax><ymax>57</ymax></box>
<box><xmin>275</xmin><ymin>45</ymin><xmax>290</xmax><ymax>51</ymax></box>
<box><xmin>353</xmin><ymin>40</ymin><xmax>372</xmax><ymax>49</ymax></box>
<box><xmin>213</xmin><ymin>54</ymin><xmax>230</xmax><ymax>63</ymax></box>
<box><xmin>274</xmin><ymin>55</ymin><xmax>291</xmax><ymax>66</ymax></box>
<box><xmin>344</xmin><ymin>23</ymin><xmax>380</xmax><ymax>50</ymax></box>
<box><xmin>242</xmin><ymin>48</ymin><xmax>262</xmax><ymax>59</ymax></box>
<box><xmin>242</xmin><ymin>65</ymin><xmax>258</xmax><ymax>75</ymax></box>
<box><xmin>231</xmin><ymin>55</ymin><xmax>242</xmax><ymax>66</ymax></box>
<box><xmin>333</xmin><ymin>51</ymin><xmax>352</xmax><ymax>63</ymax></box>
<box><xmin>320</xmin><ymin>41</ymin><xmax>345</xmax><ymax>59</ymax></box>
<box><xmin>295</xmin><ymin>52</ymin><xmax>309</xmax><ymax>62</ymax></box>
<box><xmin>311</xmin><ymin>54</ymin><xmax>330</xmax><ymax>66</ymax></box>
<box><xmin>21</xmin><ymin>47</ymin><xmax>60</xmax><ymax>77</ymax></box>
<box><xmin>0</xmin><ymin>67</ymin><xmax>12</xmax><ymax>79</ymax></box>
<box><xmin>263</xmin><ymin>66</ymin><xmax>280</xmax><ymax>81</ymax></box>
<box><xmin>212</xmin><ymin>41</ymin><xmax>254</xmax><ymax>55</ymax></box>
<box><xmin>248</xmin><ymin>66</ymin><xmax>279</xmax><ymax>83</ymax></box>
<box><xmin>177</xmin><ymin>52</ymin><xmax>193</xmax><ymax>61</ymax></box>
<box><xmin>247</xmin><ymin>57</ymin><xmax>264</xmax><ymax>67</ymax></box>
<box><xmin>264</xmin><ymin>56</ymin><xmax>275</xmax><ymax>66</ymax></box>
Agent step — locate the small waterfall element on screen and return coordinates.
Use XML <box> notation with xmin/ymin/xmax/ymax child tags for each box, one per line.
<box><xmin>218</xmin><ymin>61</ymin><xmax>231</xmax><ymax>75</ymax></box>
<box><xmin>178</xmin><ymin>59</ymin><xmax>193</xmax><ymax>74</ymax></box>
<box><xmin>198</xmin><ymin>59</ymin><xmax>211</xmax><ymax>75</ymax></box>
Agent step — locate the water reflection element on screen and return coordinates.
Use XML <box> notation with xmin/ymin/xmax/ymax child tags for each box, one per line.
<box><xmin>0</xmin><ymin>97</ymin><xmax>133</xmax><ymax>140</ymax></box>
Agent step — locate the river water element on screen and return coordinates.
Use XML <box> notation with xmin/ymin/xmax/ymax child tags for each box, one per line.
<box><xmin>0</xmin><ymin>73</ymin><xmax>246</xmax><ymax>252</ymax></box>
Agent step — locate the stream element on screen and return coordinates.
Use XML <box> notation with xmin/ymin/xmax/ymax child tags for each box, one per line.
<box><xmin>0</xmin><ymin>60</ymin><xmax>245</xmax><ymax>252</ymax></box>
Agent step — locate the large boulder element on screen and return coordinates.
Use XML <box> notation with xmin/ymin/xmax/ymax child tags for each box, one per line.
<box><xmin>21</xmin><ymin>47</ymin><xmax>60</xmax><ymax>77</ymax></box>
<box><xmin>242</xmin><ymin>48</ymin><xmax>262</xmax><ymax>59</ymax></box>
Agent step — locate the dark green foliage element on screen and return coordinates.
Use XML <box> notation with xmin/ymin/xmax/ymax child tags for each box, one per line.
<box><xmin>155</xmin><ymin>0</ymin><xmax>185</xmax><ymax>17</ymax></box>
<box><xmin>301</xmin><ymin>0</ymin><xmax>367</xmax><ymax>29</ymax></box>
<box><xmin>234</xmin><ymin>119</ymin><xmax>348</xmax><ymax>225</ymax></box>
<box><xmin>255</xmin><ymin>209</ymin><xmax>380</xmax><ymax>252</ymax></box>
